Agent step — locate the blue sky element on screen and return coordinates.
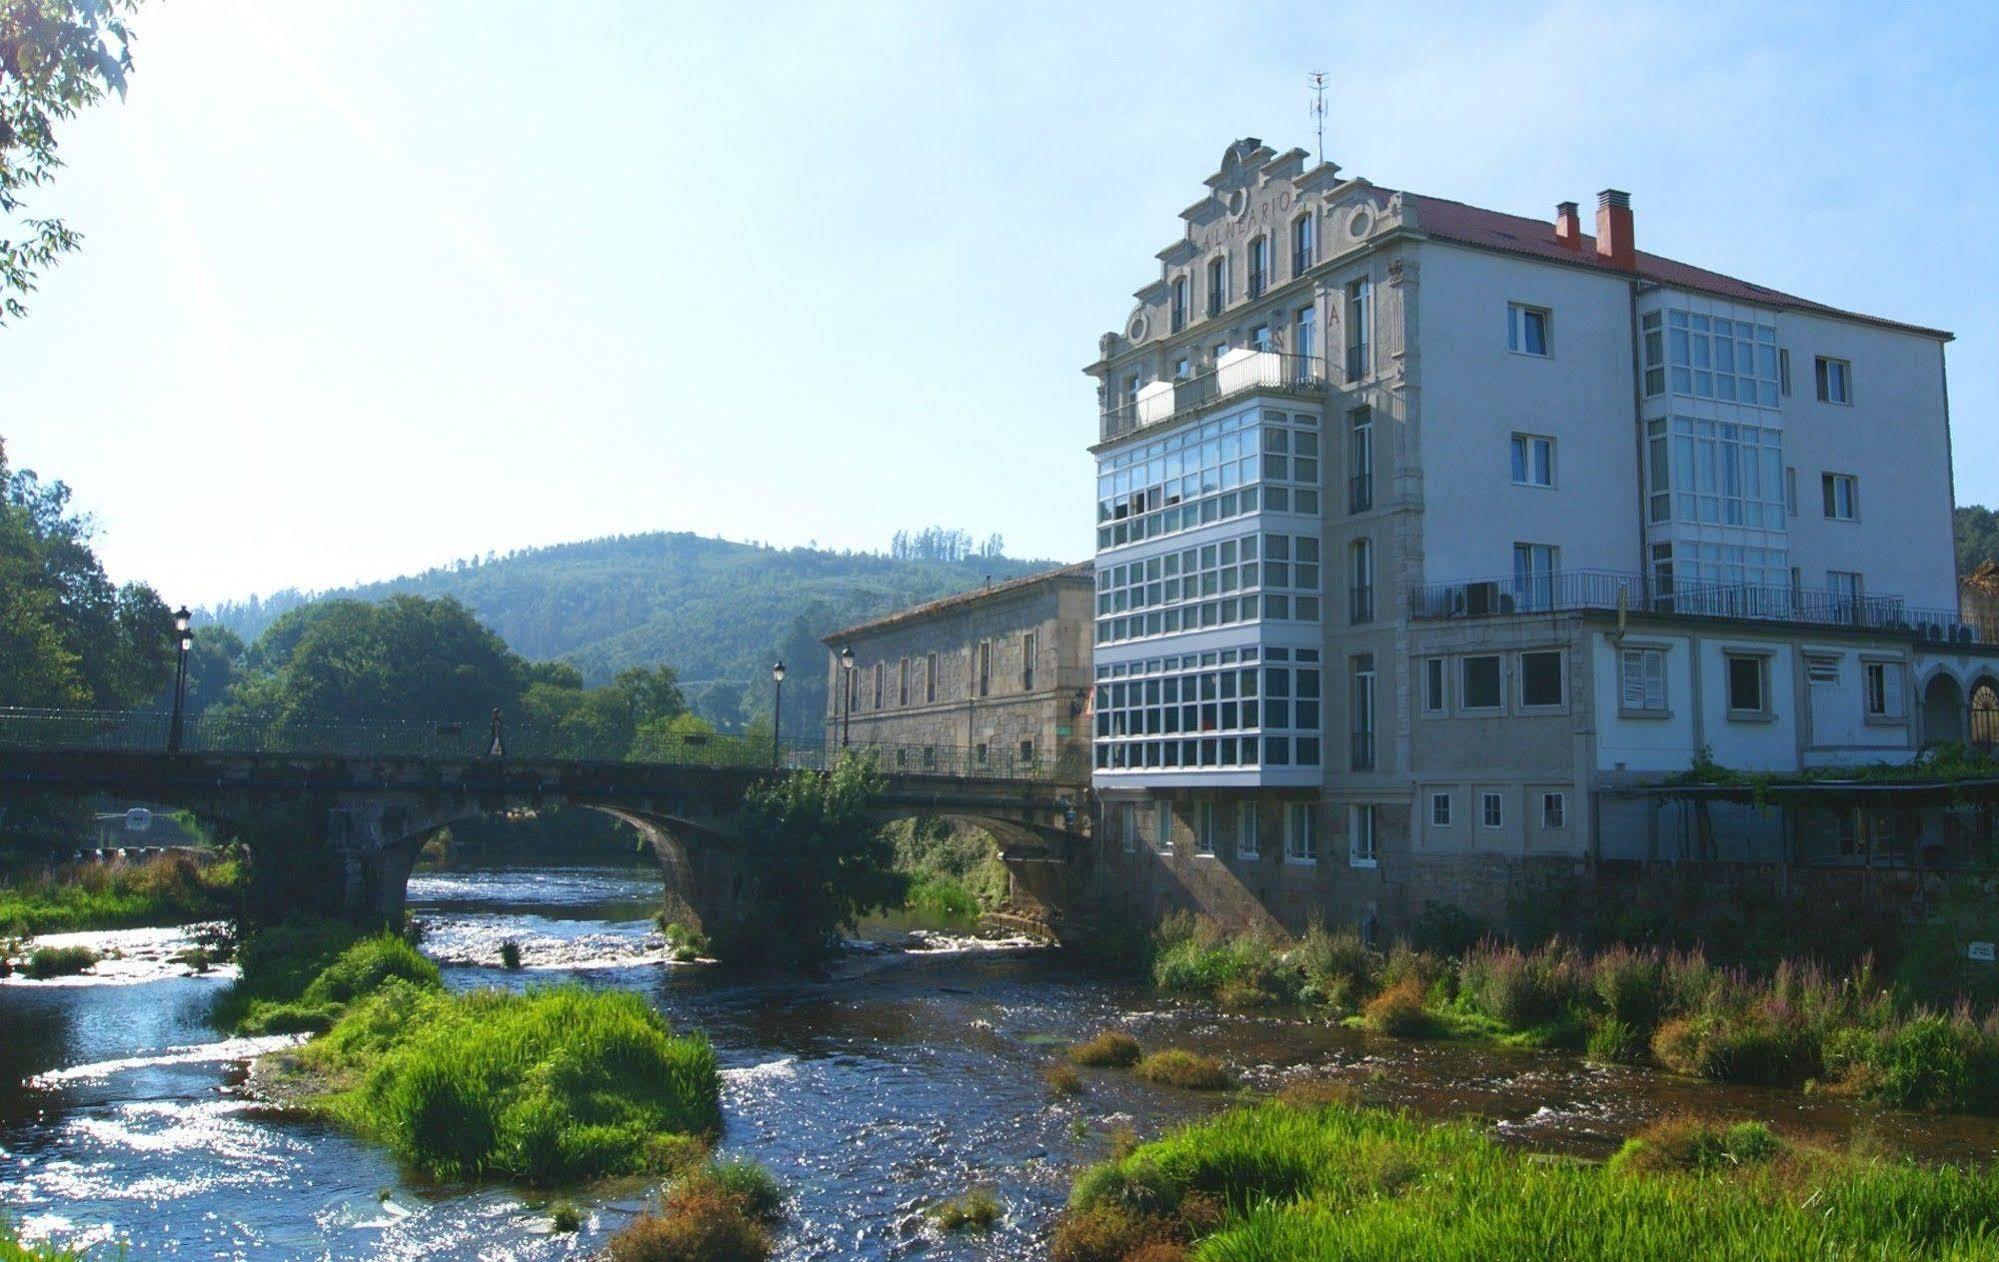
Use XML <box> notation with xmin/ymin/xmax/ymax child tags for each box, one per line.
<box><xmin>3</xmin><ymin>0</ymin><xmax>1994</xmax><ymax>605</ymax></box>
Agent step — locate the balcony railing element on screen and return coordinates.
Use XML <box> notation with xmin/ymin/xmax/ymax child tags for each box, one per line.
<box><xmin>1408</xmin><ymin>569</ymin><xmax>1990</xmax><ymax>641</ymax></box>
<box><xmin>1100</xmin><ymin>350</ymin><xmax>1328</xmax><ymax>443</ymax></box>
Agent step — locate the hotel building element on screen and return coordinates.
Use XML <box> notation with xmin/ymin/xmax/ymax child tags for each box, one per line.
<box><xmin>1084</xmin><ymin>138</ymin><xmax>1993</xmax><ymax>932</ymax></box>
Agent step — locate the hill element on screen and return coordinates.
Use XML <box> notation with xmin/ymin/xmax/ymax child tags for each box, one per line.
<box><xmin>1960</xmin><ymin>506</ymin><xmax>1999</xmax><ymax>579</ymax></box>
<box><xmin>204</xmin><ymin>532</ymin><xmax>1069</xmax><ymax>737</ymax></box>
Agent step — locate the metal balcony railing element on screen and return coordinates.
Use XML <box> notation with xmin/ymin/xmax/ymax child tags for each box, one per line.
<box><xmin>1406</xmin><ymin>569</ymin><xmax>1991</xmax><ymax>642</ymax></box>
<box><xmin>1099</xmin><ymin>351</ymin><xmax>1328</xmax><ymax>443</ymax></box>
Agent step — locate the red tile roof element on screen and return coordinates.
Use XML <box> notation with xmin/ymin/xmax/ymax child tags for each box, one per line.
<box><xmin>1402</xmin><ymin>193</ymin><xmax>1952</xmax><ymax>341</ymax></box>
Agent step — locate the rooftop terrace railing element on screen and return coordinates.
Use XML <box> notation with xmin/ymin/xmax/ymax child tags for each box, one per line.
<box><xmin>1100</xmin><ymin>350</ymin><xmax>1327</xmax><ymax>443</ymax></box>
<box><xmin>1408</xmin><ymin>569</ymin><xmax>1990</xmax><ymax>642</ymax></box>
<box><xmin>0</xmin><ymin>708</ymin><xmax>1080</xmax><ymax>783</ymax></box>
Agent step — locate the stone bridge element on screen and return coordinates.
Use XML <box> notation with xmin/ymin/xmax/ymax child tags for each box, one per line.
<box><xmin>0</xmin><ymin>744</ymin><xmax>1093</xmax><ymax>933</ymax></box>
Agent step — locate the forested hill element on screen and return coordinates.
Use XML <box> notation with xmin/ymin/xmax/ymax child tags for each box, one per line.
<box><xmin>204</xmin><ymin>532</ymin><xmax>1066</xmax><ymax>735</ymax></box>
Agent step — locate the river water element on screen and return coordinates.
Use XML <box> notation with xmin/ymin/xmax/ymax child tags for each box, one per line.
<box><xmin>5</xmin><ymin>858</ymin><xmax>1999</xmax><ymax>1260</ymax></box>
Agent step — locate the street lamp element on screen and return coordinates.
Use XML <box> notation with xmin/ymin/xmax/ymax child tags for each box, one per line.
<box><xmin>168</xmin><ymin>606</ymin><xmax>193</xmax><ymax>754</ymax></box>
<box><xmin>839</xmin><ymin>645</ymin><xmax>855</xmax><ymax>750</ymax></box>
<box><xmin>770</xmin><ymin>659</ymin><xmax>786</xmax><ymax>769</ymax></box>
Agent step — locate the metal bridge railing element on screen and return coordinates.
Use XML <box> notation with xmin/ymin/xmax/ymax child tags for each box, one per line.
<box><xmin>0</xmin><ymin>708</ymin><xmax>1079</xmax><ymax>784</ymax></box>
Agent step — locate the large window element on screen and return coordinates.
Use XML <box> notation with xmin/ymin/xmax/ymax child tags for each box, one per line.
<box><xmin>1726</xmin><ymin>653</ymin><xmax>1769</xmax><ymax>716</ymax></box>
<box><xmin>1348</xmin><ymin>408</ymin><xmax>1373</xmax><ymax>513</ymax></box>
<box><xmin>1507</xmin><ymin>303</ymin><xmax>1550</xmax><ymax>356</ymax></box>
<box><xmin>1294</xmin><ymin>306</ymin><xmax>1316</xmax><ymax>373</ymax></box>
<box><xmin>1511</xmin><ymin>434</ymin><xmax>1554</xmax><ymax>487</ymax></box>
<box><xmin>1481</xmin><ymin>792</ymin><xmax>1503</xmax><ymax>829</ymax></box>
<box><xmin>1170</xmin><ymin>276</ymin><xmax>1187</xmax><ymax>332</ymax></box>
<box><xmin>1350</xmin><ymin>654</ymin><xmax>1376</xmax><ymax>770</ymax></box>
<box><xmin>898</xmin><ymin>657</ymin><xmax>910</xmax><ymax>706</ymax></box>
<box><xmin>1238</xmin><ymin>803</ymin><xmax>1259</xmax><ymax>859</ymax></box>
<box><xmin>1092</xmin><ymin>649</ymin><xmax>1321</xmax><ymax>772</ymax></box>
<box><xmin>1513</xmin><ymin>543</ymin><xmax>1558</xmax><ymax>611</ymax></box>
<box><xmin>1022</xmin><ymin>632</ymin><xmax>1037</xmax><ymax>690</ymax></box>
<box><xmin>1462</xmin><ymin>656</ymin><xmax>1502</xmax><ymax>710</ymax></box>
<box><xmin>1349</xmin><ymin>805</ymin><xmax>1377</xmax><ymax>867</ymax></box>
<box><xmin>926</xmin><ymin>652</ymin><xmax>938</xmax><ymax>703</ymax></box>
<box><xmin>1645</xmin><ymin>309</ymin><xmax>1779</xmax><ymax>406</ymax></box>
<box><xmin>1864</xmin><ymin>661</ymin><xmax>1903</xmax><ymax>718</ymax></box>
<box><xmin>1248</xmin><ymin>236</ymin><xmax>1268</xmax><ymax>299</ymax></box>
<box><xmin>1286</xmin><ymin>803</ymin><xmax>1318</xmax><ymax>864</ymax></box>
<box><xmin>1431</xmin><ymin>793</ymin><xmax>1452</xmax><ymax>827</ymax></box>
<box><xmin>1291</xmin><ymin>213</ymin><xmax>1314</xmax><ymax>274</ymax></box>
<box><xmin>1345</xmin><ymin>277</ymin><xmax>1371</xmax><ymax>382</ymax></box>
<box><xmin>1520</xmin><ymin>650</ymin><xmax>1564</xmax><ymax>708</ymax></box>
<box><xmin>1207</xmin><ymin>255</ymin><xmax>1226</xmax><ymax>316</ymax></box>
<box><xmin>1097</xmin><ymin>408</ymin><xmax>1319</xmax><ymax>552</ymax></box>
<box><xmin>1620</xmin><ymin>647</ymin><xmax>1667</xmax><ymax>713</ymax></box>
<box><xmin>1095</xmin><ymin>530</ymin><xmax>1322</xmax><ymax>646</ymax></box>
<box><xmin>1196</xmin><ymin>801</ymin><xmax>1217</xmax><ymax>855</ymax></box>
<box><xmin>1349</xmin><ymin>538</ymin><xmax>1374</xmax><ymax>624</ymax></box>
<box><xmin>1649</xmin><ymin>417</ymin><xmax>1786</xmax><ymax>528</ymax></box>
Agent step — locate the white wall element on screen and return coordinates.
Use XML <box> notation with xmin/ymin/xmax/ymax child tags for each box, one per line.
<box><xmin>1592</xmin><ymin>630</ymin><xmax>1698</xmax><ymax>773</ymax></box>
<box><xmin>1413</xmin><ymin>242</ymin><xmax>1642</xmax><ymax>584</ymax></box>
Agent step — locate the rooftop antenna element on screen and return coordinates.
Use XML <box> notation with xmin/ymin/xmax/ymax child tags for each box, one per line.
<box><xmin>1309</xmin><ymin>71</ymin><xmax>1327</xmax><ymax>164</ymax></box>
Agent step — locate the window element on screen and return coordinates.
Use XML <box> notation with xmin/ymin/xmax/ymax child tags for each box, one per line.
<box><xmin>1726</xmin><ymin>653</ymin><xmax>1768</xmax><ymax>716</ymax></box>
<box><xmin>1291</xmin><ymin>213</ymin><xmax>1314</xmax><ymax>274</ymax></box>
<box><xmin>1248</xmin><ymin>236</ymin><xmax>1267</xmax><ymax>299</ymax></box>
<box><xmin>898</xmin><ymin>657</ymin><xmax>910</xmax><ymax>706</ymax></box>
<box><xmin>1513</xmin><ymin>543</ymin><xmax>1558</xmax><ymax>611</ymax></box>
<box><xmin>1510</xmin><ymin>434</ymin><xmax>1555</xmax><ymax>487</ymax></box>
<box><xmin>1507</xmin><ymin>303</ymin><xmax>1550</xmax><ymax>356</ymax></box>
<box><xmin>1462</xmin><ymin>656</ymin><xmax>1503</xmax><ymax>710</ymax></box>
<box><xmin>1423</xmin><ymin>658</ymin><xmax>1445</xmax><ymax>713</ymax></box>
<box><xmin>1350</xmin><ymin>654</ymin><xmax>1376</xmax><ymax>771</ymax></box>
<box><xmin>977</xmin><ymin>641</ymin><xmax>992</xmax><ymax>697</ymax></box>
<box><xmin>926</xmin><ymin>652</ymin><xmax>938</xmax><ymax>703</ymax></box>
<box><xmin>1816</xmin><ymin>356</ymin><xmax>1852</xmax><ymax>404</ymax></box>
<box><xmin>1022</xmin><ymin>632</ymin><xmax>1037</xmax><ymax>690</ymax></box>
<box><xmin>1344</xmin><ymin>277</ymin><xmax>1371</xmax><ymax>382</ymax></box>
<box><xmin>1170</xmin><ymin>276</ymin><xmax>1188</xmax><ymax>332</ymax></box>
<box><xmin>1828</xmin><ymin>571</ymin><xmax>1864</xmax><ymax>622</ymax></box>
<box><xmin>1481</xmin><ymin>792</ymin><xmax>1503</xmax><ymax>829</ymax></box>
<box><xmin>1541</xmin><ymin>792</ymin><xmax>1566</xmax><ymax>829</ymax></box>
<box><xmin>977</xmin><ymin>741</ymin><xmax>989</xmax><ymax>764</ymax></box>
<box><xmin>1251</xmin><ymin>323</ymin><xmax>1272</xmax><ymax>352</ymax></box>
<box><xmin>1620</xmin><ymin>647</ymin><xmax>1667</xmax><ymax>714</ymax></box>
<box><xmin>1520</xmin><ymin>650</ymin><xmax>1564</xmax><ymax>708</ymax></box>
<box><xmin>1349</xmin><ymin>805</ymin><xmax>1377</xmax><ymax>867</ymax></box>
<box><xmin>1656</xmin><ymin>417</ymin><xmax>1787</xmax><ymax>530</ymax></box>
<box><xmin>873</xmin><ymin>661</ymin><xmax>885</xmax><ymax>708</ymax></box>
<box><xmin>1294</xmin><ymin>306</ymin><xmax>1317</xmax><ymax>375</ymax></box>
<box><xmin>1238</xmin><ymin>803</ymin><xmax>1260</xmax><ymax>860</ymax></box>
<box><xmin>1207</xmin><ymin>256</ymin><xmax>1227</xmax><ymax>316</ymax></box>
<box><xmin>1174</xmin><ymin>355</ymin><xmax>1192</xmax><ymax>379</ymax></box>
<box><xmin>1779</xmin><ymin>347</ymin><xmax>1792</xmax><ymax>396</ymax></box>
<box><xmin>1155</xmin><ymin>800</ymin><xmax>1173</xmax><ymax>853</ymax></box>
<box><xmin>1348</xmin><ymin>408</ymin><xmax>1373</xmax><ymax>513</ymax></box>
<box><xmin>1864</xmin><ymin>661</ymin><xmax>1904</xmax><ymax>719</ymax></box>
<box><xmin>1651</xmin><ymin>310</ymin><xmax>1779</xmax><ymax>406</ymax></box>
<box><xmin>1094</xmin><ymin>407</ymin><xmax>1313</xmax><ymax>555</ymax></box>
<box><xmin>1786</xmin><ymin>466</ymin><xmax>1798</xmax><ymax>516</ymax></box>
<box><xmin>1822</xmin><ymin>473</ymin><xmax>1858</xmax><ymax>521</ymax></box>
<box><xmin>1431</xmin><ymin>793</ymin><xmax>1452</xmax><ymax>827</ymax></box>
<box><xmin>1020</xmin><ymin>739</ymin><xmax>1034</xmax><ymax>764</ymax></box>
<box><xmin>1118</xmin><ymin>802</ymin><xmax>1137</xmax><ymax>854</ymax></box>
<box><xmin>1349</xmin><ymin>538</ymin><xmax>1374</xmax><ymax>624</ymax></box>
<box><xmin>1089</xmin><ymin>650</ymin><xmax>1324</xmax><ymax>773</ymax></box>
<box><xmin>1196</xmin><ymin>801</ymin><xmax>1217</xmax><ymax>856</ymax></box>
<box><xmin>1285</xmin><ymin>802</ymin><xmax>1318</xmax><ymax>864</ymax></box>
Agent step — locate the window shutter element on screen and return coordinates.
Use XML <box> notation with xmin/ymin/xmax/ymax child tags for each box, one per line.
<box><xmin>1884</xmin><ymin>666</ymin><xmax>1902</xmax><ymax>716</ymax></box>
<box><xmin>1645</xmin><ymin>651</ymin><xmax>1666</xmax><ymax>709</ymax></box>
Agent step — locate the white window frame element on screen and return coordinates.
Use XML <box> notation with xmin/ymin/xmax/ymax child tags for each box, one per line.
<box><xmin>1431</xmin><ymin>792</ymin><xmax>1452</xmax><ymax>827</ymax></box>
<box><xmin>1507</xmin><ymin>302</ymin><xmax>1552</xmax><ymax>356</ymax></box>
<box><xmin>1863</xmin><ymin>659</ymin><xmax>1906</xmax><ymax>721</ymax></box>
<box><xmin>1119</xmin><ymin>802</ymin><xmax>1137</xmax><ymax>855</ymax></box>
<box><xmin>1237</xmin><ymin>802</ymin><xmax>1260</xmax><ymax>860</ymax></box>
<box><xmin>1195</xmin><ymin>800</ymin><xmax>1217</xmax><ymax>856</ymax></box>
<box><xmin>1154</xmin><ymin>800</ymin><xmax>1174</xmax><ymax>854</ymax></box>
<box><xmin>1619</xmin><ymin>645</ymin><xmax>1669</xmax><ymax>716</ymax></box>
<box><xmin>1423</xmin><ymin>657</ymin><xmax>1446</xmax><ymax>714</ymax></box>
<box><xmin>1285</xmin><ymin>802</ymin><xmax>1318</xmax><ymax>866</ymax></box>
<box><xmin>1816</xmin><ymin>356</ymin><xmax>1853</xmax><ymax>405</ymax></box>
<box><xmin>1724</xmin><ymin>650</ymin><xmax>1774</xmax><ymax>720</ymax></box>
<box><xmin>1541</xmin><ymin>792</ymin><xmax>1566</xmax><ymax>830</ymax></box>
<box><xmin>1822</xmin><ymin>473</ymin><xmax>1858</xmax><ymax>521</ymax></box>
<box><xmin>1518</xmin><ymin>649</ymin><xmax>1566</xmax><ymax>710</ymax></box>
<box><xmin>1510</xmin><ymin>433</ymin><xmax>1555</xmax><ymax>487</ymax></box>
<box><xmin>1349</xmin><ymin>805</ymin><xmax>1378</xmax><ymax>868</ymax></box>
<box><xmin>1481</xmin><ymin>791</ymin><xmax>1504</xmax><ymax>829</ymax></box>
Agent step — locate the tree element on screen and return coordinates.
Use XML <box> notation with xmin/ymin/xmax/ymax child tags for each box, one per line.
<box><xmin>2</xmin><ymin>0</ymin><xmax>140</xmax><ymax>322</ymax></box>
<box><xmin>711</xmin><ymin>753</ymin><xmax>902</xmax><ymax>970</ymax></box>
<box><xmin>1958</xmin><ymin>506</ymin><xmax>1999</xmax><ymax>578</ymax></box>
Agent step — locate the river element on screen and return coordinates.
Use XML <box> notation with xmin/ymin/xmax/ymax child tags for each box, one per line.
<box><xmin>5</xmin><ymin>857</ymin><xmax>1998</xmax><ymax>1259</ymax></box>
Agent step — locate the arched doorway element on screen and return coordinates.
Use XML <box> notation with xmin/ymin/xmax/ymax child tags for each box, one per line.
<box><xmin>1973</xmin><ymin>677</ymin><xmax>1999</xmax><ymax>752</ymax></box>
<box><xmin>1923</xmin><ymin>673</ymin><xmax>1967</xmax><ymax>745</ymax></box>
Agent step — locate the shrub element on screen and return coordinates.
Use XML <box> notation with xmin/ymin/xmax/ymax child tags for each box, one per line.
<box><xmin>904</xmin><ymin>876</ymin><xmax>978</xmax><ymax>920</ymax></box>
<box><xmin>1362</xmin><ymin>977</ymin><xmax>1434</xmax><ymax>1037</ymax></box>
<box><xmin>1044</xmin><ymin>1062</ymin><xmax>1083</xmax><ymax>1095</ymax></box>
<box><xmin>499</xmin><ymin>940</ymin><xmax>522</xmax><ymax>970</ymax></box>
<box><xmin>1586</xmin><ymin>1017</ymin><xmax>1643</xmax><ymax>1065</ymax></box>
<box><xmin>549</xmin><ymin>1201</ymin><xmax>582</xmax><ymax>1233</ymax></box>
<box><xmin>933</xmin><ymin>1188</ymin><xmax>1001</xmax><ymax>1232</ymax></box>
<box><xmin>1592</xmin><ymin>944</ymin><xmax>1667</xmax><ymax>1036</ymax></box>
<box><xmin>1289</xmin><ymin>924</ymin><xmax>1378</xmax><ymax>1009</ymax></box>
<box><xmin>1458</xmin><ymin>940</ymin><xmax>1583</xmax><ymax>1029</ymax></box>
<box><xmin>1135</xmin><ymin>1050</ymin><xmax>1229</xmax><ymax>1091</ymax></box>
<box><xmin>24</xmin><ymin>945</ymin><xmax>97</xmax><ymax>979</ymax></box>
<box><xmin>658</xmin><ymin>921</ymin><xmax>709</xmax><ymax>963</ymax></box>
<box><xmin>1049</xmin><ymin>1201</ymin><xmax>1185</xmax><ymax>1262</ymax></box>
<box><xmin>1067</xmin><ymin>1029</ymin><xmax>1141</xmax><ymax>1068</ymax></box>
<box><xmin>687</xmin><ymin>1158</ymin><xmax>786</xmax><ymax>1226</ymax></box>
<box><xmin>1607</xmin><ymin>1116</ymin><xmax>1783</xmax><ymax>1175</ymax></box>
<box><xmin>604</xmin><ymin>1188</ymin><xmax>769</xmax><ymax>1262</ymax></box>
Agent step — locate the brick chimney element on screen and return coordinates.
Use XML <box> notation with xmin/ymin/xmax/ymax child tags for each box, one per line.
<box><xmin>1595</xmin><ymin>189</ymin><xmax>1634</xmax><ymax>269</ymax></box>
<box><xmin>1554</xmin><ymin>201</ymin><xmax>1582</xmax><ymax>249</ymax></box>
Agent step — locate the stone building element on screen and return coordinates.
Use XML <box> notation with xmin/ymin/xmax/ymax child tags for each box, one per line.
<box><xmin>822</xmin><ymin>564</ymin><xmax>1095</xmax><ymax>778</ymax></box>
<box><xmin>1083</xmin><ymin>137</ymin><xmax>1995</xmax><ymax>936</ymax></box>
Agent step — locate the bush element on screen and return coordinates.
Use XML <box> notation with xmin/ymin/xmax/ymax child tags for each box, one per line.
<box><xmin>933</xmin><ymin>1188</ymin><xmax>1001</xmax><ymax>1231</ymax></box>
<box><xmin>1586</xmin><ymin>1017</ymin><xmax>1643</xmax><ymax>1065</ymax></box>
<box><xmin>499</xmin><ymin>940</ymin><xmax>522</xmax><ymax>970</ymax></box>
<box><xmin>1049</xmin><ymin>1201</ymin><xmax>1186</xmax><ymax>1262</ymax></box>
<box><xmin>1044</xmin><ymin>1062</ymin><xmax>1083</xmax><ymax>1095</ymax></box>
<box><xmin>607</xmin><ymin>1160</ymin><xmax>782</xmax><ymax>1262</ymax></box>
<box><xmin>658</xmin><ymin>920</ymin><xmax>708</xmax><ymax>963</ymax></box>
<box><xmin>230</xmin><ymin>929</ymin><xmax>442</xmax><ymax>1034</ymax></box>
<box><xmin>1067</xmin><ymin>1029</ymin><xmax>1141</xmax><ymax>1068</ymax></box>
<box><xmin>1362</xmin><ymin>977</ymin><xmax>1434</xmax><ymax>1037</ymax></box>
<box><xmin>1592</xmin><ymin>945</ymin><xmax>1667</xmax><ymax>1036</ymax></box>
<box><xmin>1458</xmin><ymin>940</ymin><xmax>1583</xmax><ymax>1029</ymax></box>
<box><xmin>686</xmin><ymin>1159</ymin><xmax>785</xmax><ymax>1226</ymax></box>
<box><xmin>24</xmin><ymin>945</ymin><xmax>97</xmax><ymax>978</ymax></box>
<box><xmin>549</xmin><ymin>1201</ymin><xmax>581</xmax><ymax>1233</ymax></box>
<box><xmin>1135</xmin><ymin>1050</ymin><xmax>1229</xmax><ymax>1091</ymax></box>
<box><xmin>1153</xmin><ymin>924</ymin><xmax>1300</xmax><ymax>1007</ymax></box>
<box><xmin>1607</xmin><ymin>1116</ymin><xmax>1783</xmax><ymax>1175</ymax></box>
<box><xmin>1289</xmin><ymin>924</ymin><xmax>1378</xmax><ymax>1010</ymax></box>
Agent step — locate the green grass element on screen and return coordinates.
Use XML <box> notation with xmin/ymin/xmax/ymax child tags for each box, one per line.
<box><xmin>22</xmin><ymin>945</ymin><xmax>98</xmax><ymax>979</ymax></box>
<box><xmin>0</xmin><ymin>1215</ymin><xmax>87</xmax><ymax>1262</ymax></box>
<box><xmin>904</xmin><ymin>876</ymin><xmax>980</xmax><ymax>920</ymax></box>
<box><xmin>606</xmin><ymin>1158</ymin><xmax>783</xmax><ymax>1262</ymax></box>
<box><xmin>0</xmin><ymin>852</ymin><xmax>241</xmax><ymax>936</ymax></box>
<box><xmin>1135</xmin><ymin>1050</ymin><xmax>1230</xmax><ymax>1091</ymax></box>
<box><xmin>1067</xmin><ymin>1029</ymin><xmax>1142</xmax><ymax>1068</ymax></box>
<box><xmin>218</xmin><ymin>920</ymin><xmax>441</xmax><ymax>1034</ymax></box>
<box><xmin>1056</xmin><ymin>1098</ymin><xmax>1999</xmax><ymax>1262</ymax></box>
<box><xmin>299</xmin><ymin>982</ymin><xmax>720</xmax><ymax>1185</ymax></box>
<box><xmin>933</xmin><ymin>1188</ymin><xmax>1002</xmax><ymax>1232</ymax></box>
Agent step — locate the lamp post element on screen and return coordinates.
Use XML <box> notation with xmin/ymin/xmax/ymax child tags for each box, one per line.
<box><xmin>168</xmin><ymin>606</ymin><xmax>192</xmax><ymax>754</ymax></box>
<box><xmin>839</xmin><ymin>645</ymin><xmax>855</xmax><ymax>750</ymax></box>
<box><xmin>770</xmin><ymin>660</ymin><xmax>786</xmax><ymax>770</ymax></box>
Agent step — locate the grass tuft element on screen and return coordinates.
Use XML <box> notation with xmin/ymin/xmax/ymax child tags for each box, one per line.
<box><xmin>1044</xmin><ymin>1062</ymin><xmax>1084</xmax><ymax>1095</ymax></box>
<box><xmin>1067</xmin><ymin>1029</ymin><xmax>1142</xmax><ymax>1068</ymax></box>
<box><xmin>933</xmin><ymin>1188</ymin><xmax>1001</xmax><ymax>1232</ymax></box>
<box><xmin>1134</xmin><ymin>1049</ymin><xmax>1229</xmax><ymax>1091</ymax></box>
<box><xmin>23</xmin><ymin>945</ymin><xmax>97</xmax><ymax>979</ymax></box>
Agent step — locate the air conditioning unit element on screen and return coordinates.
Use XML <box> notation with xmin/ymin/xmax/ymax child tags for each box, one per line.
<box><xmin>1465</xmin><ymin>581</ymin><xmax>1501</xmax><ymax>616</ymax></box>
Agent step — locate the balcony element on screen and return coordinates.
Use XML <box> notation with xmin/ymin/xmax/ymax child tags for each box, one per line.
<box><xmin>1100</xmin><ymin>350</ymin><xmax>1326</xmax><ymax>443</ymax></box>
<box><xmin>1408</xmin><ymin>569</ymin><xmax>1988</xmax><ymax>641</ymax></box>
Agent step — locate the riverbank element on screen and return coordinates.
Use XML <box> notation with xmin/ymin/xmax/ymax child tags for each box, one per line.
<box><xmin>0</xmin><ymin>851</ymin><xmax>240</xmax><ymax>937</ymax></box>
<box><xmin>1052</xmin><ymin>1093</ymin><xmax>1999</xmax><ymax>1260</ymax></box>
<box><xmin>1148</xmin><ymin>915</ymin><xmax>1999</xmax><ymax>1115</ymax></box>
